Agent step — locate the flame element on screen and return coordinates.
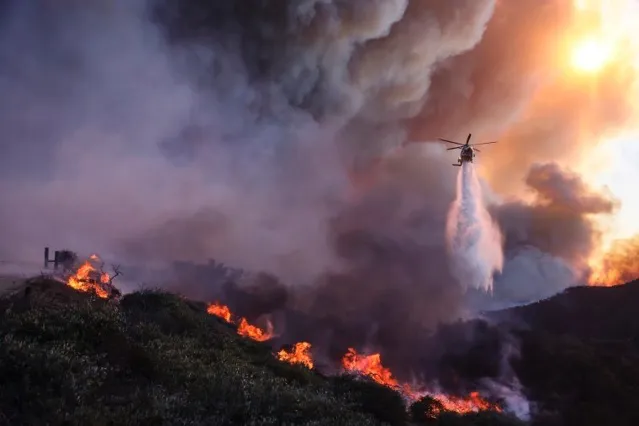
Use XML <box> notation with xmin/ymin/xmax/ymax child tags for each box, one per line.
<box><xmin>342</xmin><ymin>347</ymin><xmax>400</xmax><ymax>388</ymax></box>
<box><xmin>588</xmin><ymin>236</ymin><xmax>639</xmax><ymax>286</ymax></box>
<box><xmin>66</xmin><ymin>255</ymin><xmax>110</xmax><ymax>299</ymax></box>
<box><xmin>277</xmin><ymin>342</ymin><xmax>314</xmax><ymax>369</ymax></box>
<box><xmin>206</xmin><ymin>305</ymin><xmax>502</xmax><ymax>417</ymax></box>
<box><xmin>207</xmin><ymin>302</ymin><xmax>232</xmax><ymax>322</ymax></box>
<box><xmin>206</xmin><ymin>302</ymin><xmax>274</xmax><ymax>342</ymax></box>
<box><xmin>341</xmin><ymin>348</ymin><xmax>501</xmax><ymax>416</ymax></box>
<box><xmin>430</xmin><ymin>391</ymin><xmax>503</xmax><ymax>417</ymax></box>
<box><xmin>237</xmin><ymin>318</ymin><xmax>274</xmax><ymax>342</ymax></box>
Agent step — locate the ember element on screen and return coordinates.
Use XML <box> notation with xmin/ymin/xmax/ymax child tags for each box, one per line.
<box><xmin>277</xmin><ymin>342</ymin><xmax>314</xmax><ymax>369</ymax></box>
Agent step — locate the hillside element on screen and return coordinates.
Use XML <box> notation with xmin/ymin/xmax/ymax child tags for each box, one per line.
<box><xmin>490</xmin><ymin>280</ymin><xmax>639</xmax><ymax>426</ymax></box>
<box><xmin>0</xmin><ymin>277</ymin><xmax>521</xmax><ymax>426</ymax></box>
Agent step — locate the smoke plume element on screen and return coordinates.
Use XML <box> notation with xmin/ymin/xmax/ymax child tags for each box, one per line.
<box><xmin>446</xmin><ymin>163</ymin><xmax>503</xmax><ymax>292</ymax></box>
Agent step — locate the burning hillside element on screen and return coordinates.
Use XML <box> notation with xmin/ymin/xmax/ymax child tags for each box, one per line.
<box><xmin>277</xmin><ymin>342</ymin><xmax>314</xmax><ymax>369</ymax></box>
<box><xmin>206</xmin><ymin>301</ymin><xmax>504</xmax><ymax>418</ymax></box>
<box><xmin>207</xmin><ymin>301</ymin><xmax>274</xmax><ymax>341</ymax></box>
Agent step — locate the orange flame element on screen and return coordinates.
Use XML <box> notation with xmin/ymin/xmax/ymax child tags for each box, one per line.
<box><xmin>341</xmin><ymin>347</ymin><xmax>501</xmax><ymax>416</ymax></box>
<box><xmin>342</xmin><ymin>347</ymin><xmax>400</xmax><ymax>388</ymax></box>
<box><xmin>277</xmin><ymin>342</ymin><xmax>314</xmax><ymax>369</ymax></box>
<box><xmin>206</xmin><ymin>302</ymin><xmax>274</xmax><ymax>342</ymax></box>
<box><xmin>588</xmin><ymin>236</ymin><xmax>639</xmax><ymax>286</ymax></box>
<box><xmin>430</xmin><ymin>391</ymin><xmax>503</xmax><ymax>416</ymax></box>
<box><xmin>66</xmin><ymin>255</ymin><xmax>110</xmax><ymax>299</ymax></box>
<box><xmin>237</xmin><ymin>318</ymin><xmax>274</xmax><ymax>342</ymax></box>
<box><xmin>207</xmin><ymin>302</ymin><xmax>232</xmax><ymax>322</ymax></box>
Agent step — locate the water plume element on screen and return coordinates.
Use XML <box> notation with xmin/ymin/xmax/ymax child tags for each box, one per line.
<box><xmin>446</xmin><ymin>162</ymin><xmax>503</xmax><ymax>292</ymax></box>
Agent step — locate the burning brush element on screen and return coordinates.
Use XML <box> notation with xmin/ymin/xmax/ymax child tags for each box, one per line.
<box><xmin>342</xmin><ymin>347</ymin><xmax>502</xmax><ymax>417</ymax></box>
<box><xmin>277</xmin><ymin>342</ymin><xmax>314</xmax><ymax>369</ymax></box>
<box><xmin>207</xmin><ymin>301</ymin><xmax>274</xmax><ymax>342</ymax></box>
<box><xmin>63</xmin><ymin>254</ymin><xmax>121</xmax><ymax>299</ymax></box>
<box><xmin>206</xmin><ymin>302</ymin><xmax>503</xmax><ymax>418</ymax></box>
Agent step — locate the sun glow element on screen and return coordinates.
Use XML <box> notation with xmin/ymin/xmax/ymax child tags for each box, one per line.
<box><xmin>567</xmin><ymin>0</ymin><xmax>639</xmax><ymax>74</ymax></box>
<box><xmin>570</xmin><ymin>37</ymin><xmax>613</xmax><ymax>72</ymax></box>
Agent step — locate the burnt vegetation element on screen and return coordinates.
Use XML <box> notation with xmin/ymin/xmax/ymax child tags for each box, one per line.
<box><xmin>2</xmin><ymin>276</ymin><xmax>639</xmax><ymax>425</ymax></box>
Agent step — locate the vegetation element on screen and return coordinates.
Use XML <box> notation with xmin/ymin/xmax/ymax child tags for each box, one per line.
<box><xmin>0</xmin><ymin>277</ymin><xmax>520</xmax><ymax>426</ymax></box>
<box><xmin>6</xmin><ymin>275</ymin><xmax>637</xmax><ymax>425</ymax></box>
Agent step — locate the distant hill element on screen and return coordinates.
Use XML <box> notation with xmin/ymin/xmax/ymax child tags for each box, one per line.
<box><xmin>486</xmin><ymin>280</ymin><xmax>639</xmax><ymax>426</ymax></box>
<box><xmin>496</xmin><ymin>279</ymin><xmax>639</xmax><ymax>340</ymax></box>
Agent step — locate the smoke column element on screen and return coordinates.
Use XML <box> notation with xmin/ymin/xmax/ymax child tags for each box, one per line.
<box><xmin>446</xmin><ymin>162</ymin><xmax>503</xmax><ymax>292</ymax></box>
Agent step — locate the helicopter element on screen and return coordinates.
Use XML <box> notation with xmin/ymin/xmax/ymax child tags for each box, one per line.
<box><xmin>438</xmin><ymin>133</ymin><xmax>498</xmax><ymax>166</ymax></box>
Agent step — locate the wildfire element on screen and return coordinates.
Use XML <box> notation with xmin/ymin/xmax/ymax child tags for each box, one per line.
<box><xmin>588</xmin><ymin>236</ymin><xmax>639</xmax><ymax>286</ymax></box>
<box><xmin>342</xmin><ymin>347</ymin><xmax>400</xmax><ymax>388</ymax></box>
<box><xmin>206</xmin><ymin>302</ymin><xmax>274</xmax><ymax>342</ymax></box>
<box><xmin>66</xmin><ymin>255</ymin><xmax>111</xmax><ymax>299</ymax></box>
<box><xmin>207</xmin><ymin>302</ymin><xmax>232</xmax><ymax>322</ymax></box>
<box><xmin>237</xmin><ymin>318</ymin><xmax>274</xmax><ymax>342</ymax></box>
<box><xmin>277</xmin><ymin>342</ymin><xmax>314</xmax><ymax>369</ymax></box>
<box><xmin>431</xmin><ymin>391</ymin><xmax>503</xmax><ymax>416</ymax></box>
<box><xmin>341</xmin><ymin>347</ymin><xmax>501</xmax><ymax>416</ymax></box>
<box><xmin>206</xmin><ymin>302</ymin><xmax>503</xmax><ymax>417</ymax></box>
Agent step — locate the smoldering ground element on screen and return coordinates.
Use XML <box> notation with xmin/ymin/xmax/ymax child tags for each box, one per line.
<box><xmin>0</xmin><ymin>0</ymin><xmax>635</xmax><ymax>401</ymax></box>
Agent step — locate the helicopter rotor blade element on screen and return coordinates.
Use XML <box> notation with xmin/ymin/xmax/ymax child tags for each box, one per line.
<box><xmin>474</xmin><ymin>148</ymin><xmax>481</xmax><ymax>153</ymax></box>
<box><xmin>447</xmin><ymin>146</ymin><xmax>462</xmax><ymax>150</ymax></box>
<box><xmin>471</xmin><ymin>141</ymin><xmax>498</xmax><ymax>146</ymax></box>
<box><xmin>438</xmin><ymin>138</ymin><xmax>465</xmax><ymax>146</ymax></box>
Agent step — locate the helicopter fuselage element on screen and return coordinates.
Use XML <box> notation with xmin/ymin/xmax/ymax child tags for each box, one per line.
<box><xmin>454</xmin><ymin>145</ymin><xmax>474</xmax><ymax>165</ymax></box>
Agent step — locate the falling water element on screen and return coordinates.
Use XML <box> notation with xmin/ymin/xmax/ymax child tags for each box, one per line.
<box><xmin>445</xmin><ymin>162</ymin><xmax>504</xmax><ymax>292</ymax></box>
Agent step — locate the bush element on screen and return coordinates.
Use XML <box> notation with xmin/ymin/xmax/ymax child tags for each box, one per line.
<box><xmin>0</xmin><ymin>279</ymin><xmax>528</xmax><ymax>426</ymax></box>
<box><xmin>410</xmin><ymin>396</ymin><xmax>445</xmax><ymax>424</ymax></box>
<box><xmin>331</xmin><ymin>374</ymin><xmax>408</xmax><ymax>426</ymax></box>
<box><xmin>0</xmin><ymin>280</ymin><xmax>385</xmax><ymax>425</ymax></box>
